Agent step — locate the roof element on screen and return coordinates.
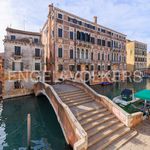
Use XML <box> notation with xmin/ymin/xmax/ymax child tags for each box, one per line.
<box><xmin>6</xmin><ymin>27</ymin><xmax>41</xmax><ymax>36</ymax></box>
<box><xmin>48</xmin><ymin>4</ymin><xmax>126</xmax><ymax>37</ymax></box>
<box><xmin>134</xmin><ymin>90</ymin><xmax>150</xmax><ymax>100</ymax></box>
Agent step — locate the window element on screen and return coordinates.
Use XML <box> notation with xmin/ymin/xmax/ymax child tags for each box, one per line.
<box><xmin>11</xmin><ymin>35</ymin><xmax>16</xmax><ymax>40</ymax></box>
<box><xmin>101</xmin><ymin>29</ymin><xmax>106</xmax><ymax>33</ymax></box>
<box><xmin>107</xmin><ymin>41</ymin><xmax>111</xmax><ymax>47</ymax></box>
<box><xmin>58</xmin><ymin>48</ymin><xmax>63</xmax><ymax>58</ymax></box>
<box><xmin>70</xmin><ymin>31</ymin><xmax>74</xmax><ymax>40</ymax></box>
<box><xmin>14</xmin><ymin>80</ymin><xmax>21</xmax><ymax>89</ymax></box>
<box><xmin>58</xmin><ymin>13</ymin><xmax>63</xmax><ymax>19</ymax></box>
<box><xmin>102</xmin><ymin>53</ymin><xmax>104</xmax><ymax>61</ymax></box>
<box><xmin>77</xmin><ymin>48</ymin><xmax>80</xmax><ymax>59</ymax></box>
<box><xmin>77</xmin><ymin>65</ymin><xmax>81</xmax><ymax>71</ymax></box>
<box><xmin>81</xmin><ymin>49</ymin><xmax>84</xmax><ymax>59</ymax></box>
<box><xmin>77</xmin><ymin>31</ymin><xmax>80</xmax><ymax>40</ymax></box>
<box><xmin>58</xmin><ymin>28</ymin><xmax>63</xmax><ymax>37</ymax></box>
<box><xmin>58</xmin><ymin>64</ymin><xmax>63</xmax><ymax>71</ymax></box>
<box><xmin>91</xmin><ymin>65</ymin><xmax>94</xmax><ymax>71</ymax></box>
<box><xmin>15</xmin><ymin>46</ymin><xmax>21</xmax><ymax>55</ymax></box>
<box><xmin>86</xmin><ymin>50</ymin><xmax>88</xmax><ymax>59</ymax></box>
<box><xmin>91</xmin><ymin>52</ymin><xmax>93</xmax><ymax>60</ymax></box>
<box><xmin>35</xmin><ymin>48</ymin><xmax>40</xmax><ymax>57</ymax></box>
<box><xmin>70</xmin><ymin>49</ymin><xmax>73</xmax><ymax>59</ymax></box>
<box><xmin>12</xmin><ymin>62</ymin><xmax>15</xmax><ymax>71</ymax></box>
<box><xmin>34</xmin><ymin>38</ymin><xmax>39</xmax><ymax>43</ymax></box>
<box><xmin>91</xmin><ymin>37</ymin><xmax>95</xmax><ymax>44</ymax></box>
<box><xmin>108</xmin><ymin>66</ymin><xmax>111</xmax><ymax>70</ymax></box>
<box><xmin>35</xmin><ymin>63</ymin><xmax>40</xmax><ymax>71</ymax></box>
<box><xmin>20</xmin><ymin>62</ymin><xmax>23</xmax><ymax>71</ymax></box>
<box><xmin>97</xmin><ymin>39</ymin><xmax>101</xmax><ymax>45</ymax></box>
<box><xmin>69</xmin><ymin>65</ymin><xmax>75</xmax><ymax>71</ymax></box>
<box><xmin>98</xmin><ymin>53</ymin><xmax>100</xmax><ymax>60</ymax></box>
<box><xmin>102</xmin><ymin>40</ymin><xmax>105</xmax><ymax>46</ymax></box>
<box><xmin>98</xmin><ymin>65</ymin><xmax>101</xmax><ymax>71</ymax></box>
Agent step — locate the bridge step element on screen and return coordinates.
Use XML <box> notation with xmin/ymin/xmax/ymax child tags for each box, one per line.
<box><xmin>87</xmin><ymin>119</ymin><xmax>120</xmax><ymax>137</ymax></box>
<box><xmin>77</xmin><ymin>108</ymin><xmax>107</xmax><ymax>121</ymax></box>
<box><xmin>106</xmin><ymin>130</ymin><xmax>137</xmax><ymax>150</ymax></box>
<box><xmin>80</xmin><ymin>111</ymin><xmax>111</xmax><ymax>126</ymax></box>
<box><xmin>65</xmin><ymin>97</ymin><xmax>93</xmax><ymax>105</ymax></box>
<box><xmin>88</xmin><ymin>122</ymin><xmax>125</xmax><ymax>148</ymax></box>
<box><xmin>88</xmin><ymin>127</ymin><xmax>131</xmax><ymax>150</ymax></box>
<box><xmin>58</xmin><ymin>90</ymin><xmax>84</xmax><ymax>96</ymax></box>
<box><xmin>84</xmin><ymin>115</ymin><xmax>116</xmax><ymax>131</ymax></box>
<box><xmin>51</xmin><ymin>83</ymin><xmax>137</xmax><ymax>149</ymax></box>
<box><xmin>68</xmin><ymin>99</ymin><xmax>93</xmax><ymax>107</ymax></box>
<box><xmin>60</xmin><ymin>94</ymin><xmax>90</xmax><ymax>102</ymax></box>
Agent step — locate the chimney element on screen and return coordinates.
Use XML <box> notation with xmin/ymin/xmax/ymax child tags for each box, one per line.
<box><xmin>94</xmin><ymin>16</ymin><xmax>97</xmax><ymax>24</ymax></box>
<box><xmin>49</xmin><ymin>3</ymin><xmax>54</xmax><ymax>13</ymax></box>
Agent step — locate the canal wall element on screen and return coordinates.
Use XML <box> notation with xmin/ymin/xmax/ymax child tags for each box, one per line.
<box><xmin>64</xmin><ymin>80</ymin><xmax>143</xmax><ymax>128</ymax></box>
<box><xmin>34</xmin><ymin>82</ymin><xmax>88</xmax><ymax>150</ymax></box>
<box><xmin>3</xmin><ymin>71</ymin><xmax>42</xmax><ymax>99</ymax></box>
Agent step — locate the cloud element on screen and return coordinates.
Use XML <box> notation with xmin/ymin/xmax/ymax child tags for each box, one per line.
<box><xmin>0</xmin><ymin>0</ymin><xmax>150</xmax><ymax>52</ymax></box>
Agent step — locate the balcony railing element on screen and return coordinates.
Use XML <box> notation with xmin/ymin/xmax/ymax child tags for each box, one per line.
<box><xmin>12</xmin><ymin>53</ymin><xmax>22</xmax><ymax>59</ymax></box>
<box><xmin>76</xmin><ymin>58</ymin><xmax>91</xmax><ymax>64</ymax></box>
<box><xmin>33</xmin><ymin>54</ymin><xmax>42</xmax><ymax>59</ymax></box>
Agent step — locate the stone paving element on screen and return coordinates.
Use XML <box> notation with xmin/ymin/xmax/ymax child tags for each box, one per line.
<box><xmin>121</xmin><ymin>119</ymin><xmax>150</xmax><ymax>150</ymax></box>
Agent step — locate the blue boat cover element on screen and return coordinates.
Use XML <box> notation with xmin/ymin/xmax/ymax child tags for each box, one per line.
<box><xmin>121</xmin><ymin>89</ymin><xmax>132</xmax><ymax>101</ymax></box>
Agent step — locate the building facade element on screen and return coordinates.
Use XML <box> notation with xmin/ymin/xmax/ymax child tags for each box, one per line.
<box><xmin>42</xmin><ymin>4</ymin><xmax>127</xmax><ymax>83</ymax></box>
<box><xmin>3</xmin><ymin>28</ymin><xmax>43</xmax><ymax>99</ymax></box>
<box><xmin>126</xmin><ymin>40</ymin><xmax>147</xmax><ymax>72</ymax></box>
<box><xmin>147</xmin><ymin>52</ymin><xmax>150</xmax><ymax>68</ymax></box>
<box><xmin>0</xmin><ymin>53</ymin><xmax>4</xmax><ymax>98</ymax></box>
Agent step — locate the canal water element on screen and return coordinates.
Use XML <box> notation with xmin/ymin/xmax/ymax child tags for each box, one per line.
<box><xmin>0</xmin><ymin>95</ymin><xmax>71</xmax><ymax>150</ymax></box>
<box><xmin>91</xmin><ymin>78</ymin><xmax>150</xmax><ymax>113</ymax></box>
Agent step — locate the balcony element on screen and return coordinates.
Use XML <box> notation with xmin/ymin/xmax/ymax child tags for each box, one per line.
<box><xmin>33</xmin><ymin>54</ymin><xmax>42</xmax><ymax>59</ymax></box>
<box><xmin>12</xmin><ymin>53</ymin><xmax>22</xmax><ymax>59</ymax></box>
<box><xmin>76</xmin><ymin>58</ymin><xmax>91</xmax><ymax>64</ymax></box>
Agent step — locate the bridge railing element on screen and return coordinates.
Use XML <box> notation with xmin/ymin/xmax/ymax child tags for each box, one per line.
<box><xmin>64</xmin><ymin>80</ymin><xmax>143</xmax><ymax>128</ymax></box>
<box><xmin>34</xmin><ymin>82</ymin><xmax>88</xmax><ymax>150</ymax></box>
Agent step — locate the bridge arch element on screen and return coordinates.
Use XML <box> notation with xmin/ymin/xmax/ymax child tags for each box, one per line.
<box><xmin>34</xmin><ymin>82</ymin><xmax>87</xmax><ymax>150</ymax></box>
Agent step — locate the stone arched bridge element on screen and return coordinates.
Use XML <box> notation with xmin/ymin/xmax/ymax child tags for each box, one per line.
<box><xmin>34</xmin><ymin>80</ymin><xmax>143</xmax><ymax>150</ymax></box>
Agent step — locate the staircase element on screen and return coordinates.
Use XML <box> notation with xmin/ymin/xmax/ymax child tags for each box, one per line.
<box><xmin>54</xmin><ymin>84</ymin><xmax>137</xmax><ymax>150</ymax></box>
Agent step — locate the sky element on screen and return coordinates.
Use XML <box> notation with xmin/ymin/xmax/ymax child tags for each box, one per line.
<box><xmin>0</xmin><ymin>0</ymin><xmax>150</xmax><ymax>52</ymax></box>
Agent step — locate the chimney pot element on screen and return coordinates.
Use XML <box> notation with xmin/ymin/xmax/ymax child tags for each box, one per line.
<box><xmin>94</xmin><ymin>16</ymin><xmax>97</xmax><ymax>24</ymax></box>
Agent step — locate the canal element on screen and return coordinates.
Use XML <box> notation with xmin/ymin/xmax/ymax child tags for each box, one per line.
<box><xmin>91</xmin><ymin>78</ymin><xmax>150</xmax><ymax>113</ymax></box>
<box><xmin>0</xmin><ymin>95</ymin><xmax>71</xmax><ymax>150</ymax></box>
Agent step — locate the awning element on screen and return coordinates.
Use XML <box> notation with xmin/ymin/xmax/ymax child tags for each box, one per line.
<box><xmin>134</xmin><ymin>89</ymin><xmax>150</xmax><ymax>100</ymax></box>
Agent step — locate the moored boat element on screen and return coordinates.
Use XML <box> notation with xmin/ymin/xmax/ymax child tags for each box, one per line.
<box><xmin>113</xmin><ymin>89</ymin><xmax>139</xmax><ymax>106</ymax></box>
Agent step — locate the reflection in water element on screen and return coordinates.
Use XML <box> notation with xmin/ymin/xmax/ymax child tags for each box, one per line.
<box><xmin>91</xmin><ymin>79</ymin><xmax>150</xmax><ymax>99</ymax></box>
<box><xmin>91</xmin><ymin>79</ymin><xmax>150</xmax><ymax>113</ymax></box>
<box><xmin>0</xmin><ymin>95</ymin><xmax>71</xmax><ymax>150</ymax></box>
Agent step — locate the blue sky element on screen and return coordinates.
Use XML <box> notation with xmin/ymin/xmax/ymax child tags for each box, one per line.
<box><xmin>0</xmin><ymin>0</ymin><xmax>150</xmax><ymax>51</ymax></box>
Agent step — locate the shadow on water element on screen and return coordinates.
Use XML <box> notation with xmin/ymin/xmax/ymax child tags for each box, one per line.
<box><xmin>0</xmin><ymin>95</ymin><xmax>72</xmax><ymax>150</ymax></box>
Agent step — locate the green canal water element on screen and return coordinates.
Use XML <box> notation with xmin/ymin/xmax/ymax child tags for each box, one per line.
<box><xmin>0</xmin><ymin>95</ymin><xmax>71</xmax><ymax>150</ymax></box>
<box><xmin>91</xmin><ymin>78</ymin><xmax>150</xmax><ymax>113</ymax></box>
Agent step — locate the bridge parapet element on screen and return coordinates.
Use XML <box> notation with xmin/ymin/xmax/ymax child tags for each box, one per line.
<box><xmin>34</xmin><ymin>82</ymin><xmax>88</xmax><ymax>150</ymax></box>
<box><xmin>64</xmin><ymin>80</ymin><xmax>143</xmax><ymax>128</ymax></box>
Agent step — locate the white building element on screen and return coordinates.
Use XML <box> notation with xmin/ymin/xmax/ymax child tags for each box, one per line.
<box><xmin>3</xmin><ymin>28</ymin><xmax>43</xmax><ymax>99</ymax></box>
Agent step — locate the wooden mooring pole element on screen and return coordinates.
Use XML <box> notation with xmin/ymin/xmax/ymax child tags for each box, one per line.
<box><xmin>27</xmin><ymin>114</ymin><xmax>31</xmax><ymax>149</ymax></box>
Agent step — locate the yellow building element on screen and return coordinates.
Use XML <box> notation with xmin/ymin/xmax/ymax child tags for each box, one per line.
<box><xmin>147</xmin><ymin>52</ymin><xmax>150</xmax><ymax>68</ymax></box>
<box><xmin>0</xmin><ymin>52</ymin><xmax>4</xmax><ymax>98</ymax></box>
<box><xmin>126</xmin><ymin>40</ymin><xmax>147</xmax><ymax>72</ymax></box>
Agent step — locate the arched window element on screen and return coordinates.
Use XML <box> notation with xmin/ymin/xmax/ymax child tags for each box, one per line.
<box><xmin>86</xmin><ymin>49</ymin><xmax>88</xmax><ymax>59</ymax></box>
<box><xmin>98</xmin><ymin>53</ymin><xmax>100</xmax><ymax>60</ymax></box>
<box><xmin>77</xmin><ymin>48</ymin><xmax>80</xmax><ymax>59</ymax></box>
<box><xmin>81</xmin><ymin>49</ymin><xmax>84</xmax><ymax>59</ymax></box>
